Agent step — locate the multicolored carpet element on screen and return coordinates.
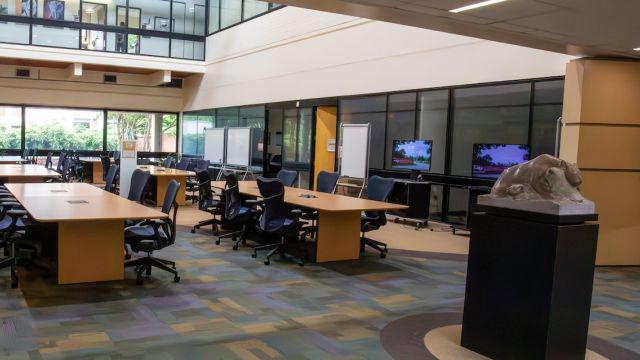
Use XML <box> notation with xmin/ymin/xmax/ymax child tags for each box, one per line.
<box><xmin>0</xmin><ymin>230</ymin><xmax>639</xmax><ymax>359</ymax></box>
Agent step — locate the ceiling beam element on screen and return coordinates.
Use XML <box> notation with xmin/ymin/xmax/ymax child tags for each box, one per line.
<box><xmin>64</xmin><ymin>63</ymin><xmax>82</xmax><ymax>78</ymax></box>
<box><xmin>146</xmin><ymin>70</ymin><xmax>172</xmax><ymax>86</ymax></box>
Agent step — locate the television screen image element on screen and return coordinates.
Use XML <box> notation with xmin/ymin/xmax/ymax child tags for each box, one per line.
<box><xmin>472</xmin><ymin>144</ymin><xmax>530</xmax><ymax>179</ymax></box>
<box><xmin>392</xmin><ymin>140</ymin><xmax>432</xmax><ymax>171</ymax></box>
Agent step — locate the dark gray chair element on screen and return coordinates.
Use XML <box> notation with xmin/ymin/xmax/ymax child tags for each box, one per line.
<box><xmin>301</xmin><ymin>171</ymin><xmax>340</xmax><ymax>237</ymax></box>
<box><xmin>163</xmin><ymin>156</ymin><xmax>175</xmax><ymax>168</ymax></box>
<box><xmin>100</xmin><ymin>156</ymin><xmax>111</xmax><ymax>182</ymax></box>
<box><xmin>216</xmin><ymin>172</ymin><xmax>259</xmax><ymax>250</ymax></box>
<box><xmin>128</xmin><ymin>169</ymin><xmax>151</xmax><ymax>204</ymax></box>
<box><xmin>191</xmin><ymin>170</ymin><xmax>223</xmax><ymax>235</ymax></box>
<box><xmin>124</xmin><ymin>180</ymin><xmax>181</xmax><ymax>285</ymax></box>
<box><xmin>276</xmin><ymin>169</ymin><xmax>298</xmax><ymax>187</ymax></box>
<box><xmin>360</xmin><ymin>176</ymin><xmax>396</xmax><ymax>258</ymax></box>
<box><xmin>0</xmin><ymin>200</ymin><xmax>28</xmax><ymax>288</ymax></box>
<box><xmin>104</xmin><ymin>165</ymin><xmax>119</xmax><ymax>193</ymax></box>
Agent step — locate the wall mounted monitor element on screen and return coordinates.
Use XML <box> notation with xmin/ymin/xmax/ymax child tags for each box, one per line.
<box><xmin>391</xmin><ymin>140</ymin><xmax>432</xmax><ymax>171</ymax></box>
<box><xmin>472</xmin><ymin>144</ymin><xmax>530</xmax><ymax>179</ymax></box>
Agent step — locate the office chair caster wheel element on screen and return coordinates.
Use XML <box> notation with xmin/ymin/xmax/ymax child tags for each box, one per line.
<box><xmin>298</xmin><ymin>262</ymin><xmax>304</xmax><ymax>267</ymax></box>
<box><xmin>173</xmin><ymin>275</ymin><xmax>180</xmax><ymax>283</ymax></box>
<box><xmin>191</xmin><ymin>229</ymin><xmax>196</xmax><ymax>234</ymax></box>
<box><xmin>232</xmin><ymin>245</ymin><xmax>238</xmax><ymax>251</ymax></box>
<box><xmin>215</xmin><ymin>240</ymin><xmax>220</xmax><ymax>245</ymax></box>
<box><xmin>393</xmin><ymin>218</ymin><xmax>399</xmax><ymax>223</ymax></box>
<box><xmin>264</xmin><ymin>260</ymin><xmax>270</xmax><ymax>265</ymax></box>
<box><xmin>251</xmin><ymin>253</ymin><xmax>257</xmax><ymax>258</ymax></box>
<box><xmin>11</xmin><ymin>278</ymin><xmax>18</xmax><ymax>289</ymax></box>
<box><xmin>136</xmin><ymin>277</ymin><xmax>144</xmax><ymax>285</ymax></box>
<box><xmin>380</xmin><ymin>252</ymin><xmax>387</xmax><ymax>259</ymax></box>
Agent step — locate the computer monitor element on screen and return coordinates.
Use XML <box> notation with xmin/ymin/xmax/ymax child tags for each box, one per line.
<box><xmin>472</xmin><ymin>144</ymin><xmax>530</xmax><ymax>179</ymax></box>
<box><xmin>391</xmin><ymin>140</ymin><xmax>432</xmax><ymax>171</ymax></box>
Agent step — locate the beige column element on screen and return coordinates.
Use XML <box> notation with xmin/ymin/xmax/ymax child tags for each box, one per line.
<box><xmin>560</xmin><ymin>59</ymin><xmax>640</xmax><ymax>265</ymax></box>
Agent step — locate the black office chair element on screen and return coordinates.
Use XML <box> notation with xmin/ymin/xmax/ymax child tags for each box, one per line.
<box><xmin>0</xmin><ymin>200</ymin><xmax>28</xmax><ymax>288</ymax></box>
<box><xmin>30</xmin><ymin>149</ymin><xmax>38</xmax><ymax>164</ymax></box>
<box><xmin>216</xmin><ymin>172</ymin><xmax>259</xmax><ymax>250</ymax></box>
<box><xmin>251</xmin><ymin>177</ymin><xmax>306</xmax><ymax>266</ymax></box>
<box><xmin>301</xmin><ymin>171</ymin><xmax>340</xmax><ymax>238</ymax></box>
<box><xmin>163</xmin><ymin>156</ymin><xmax>175</xmax><ymax>168</ymax></box>
<box><xmin>124</xmin><ymin>180</ymin><xmax>181</xmax><ymax>285</ymax></box>
<box><xmin>44</xmin><ymin>152</ymin><xmax>53</xmax><ymax>169</ymax></box>
<box><xmin>22</xmin><ymin>149</ymin><xmax>29</xmax><ymax>161</ymax></box>
<box><xmin>175</xmin><ymin>158</ymin><xmax>190</xmax><ymax>170</ymax></box>
<box><xmin>113</xmin><ymin>151</ymin><xmax>121</xmax><ymax>166</ymax></box>
<box><xmin>55</xmin><ymin>151</ymin><xmax>67</xmax><ymax>174</ymax></box>
<box><xmin>138</xmin><ymin>158</ymin><xmax>152</xmax><ymax>166</ymax></box>
<box><xmin>58</xmin><ymin>158</ymin><xmax>72</xmax><ymax>183</ymax></box>
<box><xmin>360</xmin><ymin>176</ymin><xmax>396</xmax><ymax>258</ymax></box>
<box><xmin>277</xmin><ymin>169</ymin><xmax>298</xmax><ymax>187</ymax></box>
<box><xmin>186</xmin><ymin>160</ymin><xmax>211</xmax><ymax>203</ymax></box>
<box><xmin>191</xmin><ymin>169</ymin><xmax>223</xmax><ymax>235</ymax></box>
<box><xmin>128</xmin><ymin>169</ymin><xmax>151</xmax><ymax>204</ymax></box>
<box><xmin>100</xmin><ymin>155</ymin><xmax>111</xmax><ymax>182</ymax></box>
<box><xmin>104</xmin><ymin>165</ymin><xmax>119</xmax><ymax>193</ymax></box>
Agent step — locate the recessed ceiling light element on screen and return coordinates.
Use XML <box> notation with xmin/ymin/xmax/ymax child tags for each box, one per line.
<box><xmin>450</xmin><ymin>0</ymin><xmax>509</xmax><ymax>13</ymax></box>
<box><xmin>634</xmin><ymin>48</ymin><xmax>640</xmax><ymax>51</ymax></box>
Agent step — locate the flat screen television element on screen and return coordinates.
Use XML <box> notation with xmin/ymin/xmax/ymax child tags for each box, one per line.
<box><xmin>472</xmin><ymin>144</ymin><xmax>530</xmax><ymax>179</ymax></box>
<box><xmin>392</xmin><ymin>140</ymin><xmax>432</xmax><ymax>171</ymax></box>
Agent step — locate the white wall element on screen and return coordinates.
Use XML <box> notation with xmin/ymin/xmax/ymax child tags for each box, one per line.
<box><xmin>183</xmin><ymin>6</ymin><xmax>575</xmax><ymax>111</ymax></box>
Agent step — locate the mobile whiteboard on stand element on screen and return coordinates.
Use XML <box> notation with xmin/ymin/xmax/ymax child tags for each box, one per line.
<box><xmin>337</xmin><ymin>123</ymin><xmax>370</xmax><ymax>198</ymax></box>
<box><xmin>225</xmin><ymin>127</ymin><xmax>253</xmax><ymax>180</ymax></box>
<box><xmin>204</xmin><ymin>127</ymin><xmax>227</xmax><ymax>180</ymax></box>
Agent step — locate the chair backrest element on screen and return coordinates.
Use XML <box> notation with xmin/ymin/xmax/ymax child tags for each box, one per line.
<box><xmin>163</xmin><ymin>156</ymin><xmax>175</xmax><ymax>168</ymax></box>
<box><xmin>112</xmin><ymin>151</ymin><xmax>121</xmax><ymax>160</ymax></box>
<box><xmin>195</xmin><ymin>159</ymin><xmax>210</xmax><ymax>171</ymax></box>
<box><xmin>256</xmin><ymin>177</ymin><xmax>288</xmax><ymax>233</ymax></box>
<box><xmin>104</xmin><ymin>164</ymin><xmax>119</xmax><ymax>193</ymax></box>
<box><xmin>195</xmin><ymin>169</ymin><xmax>214</xmax><ymax>209</ymax></box>
<box><xmin>277</xmin><ymin>169</ymin><xmax>298</xmax><ymax>187</ymax></box>
<box><xmin>364</xmin><ymin>176</ymin><xmax>396</xmax><ymax>227</ymax></box>
<box><xmin>128</xmin><ymin>169</ymin><xmax>151</xmax><ymax>203</ymax></box>
<box><xmin>175</xmin><ymin>157</ymin><xmax>190</xmax><ymax>170</ymax></box>
<box><xmin>100</xmin><ymin>156</ymin><xmax>111</xmax><ymax>181</ymax></box>
<box><xmin>31</xmin><ymin>149</ymin><xmax>38</xmax><ymax>163</ymax></box>
<box><xmin>137</xmin><ymin>158</ymin><xmax>151</xmax><ymax>165</ymax></box>
<box><xmin>22</xmin><ymin>148</ymin><xmax>29</xmax><ymax>159</ymax></box>
<box><xmin>223</xmin><ymin>171</ymin><xmax>243</xmax><ymax>221</ymax></box>
<box><xmin>56</xmin><ymin>152</ymin><xmax>67</xmax><ymax>173</ymax></box>
<box><xmin>45</xmin><ymin>152</ymin><xmax>53</xmax><ymax>169</ymax></box>
<box><xmin>60</xmin><ymin>158</ymin><xmax>72</xmax><ymax>182</ymax></box>
<box><xmin>271</xmin><ymin>154</ymin><xmax>282</xmax><ymax>164</ymax></box>
<box><xmin>159</xmin><ymin>179</ymin><xmax>180</xmax><ymax>246</ymax></box>
<box><xmin>316</xmin><ymin>171</ymin><xmax>339</xmax><ymax>193</ymax></box>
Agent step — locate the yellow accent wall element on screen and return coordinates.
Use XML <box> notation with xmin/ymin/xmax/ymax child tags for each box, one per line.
<box><xmin>313</xmin><ymin>106</ymin><xmax>337</xmax><ymax>190</ymax></box>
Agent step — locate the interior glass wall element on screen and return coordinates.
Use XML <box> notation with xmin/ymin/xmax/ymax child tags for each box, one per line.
<box><xmin>339</xmin><ymin>95</ymin><xmax>386</xmax><ymax>170</ymax></box>
<box><xmin>385</xmin><ymin>92</ymin><xmax>417</xmax><ymax>169</ymax></box>
<box><xmin>207</xmin><ymin>0</ymin><xmax>280</xmax><ymax>35</ymax></box>
<box><xmin>182</xmin><ymin>110</ymin><xmax>214</xmax><ymax>156</ymax></box>
<box><xmin>24</xmin><ymin>107</ymin><xmax>104</xmax><ymax>150</ymax></box>
<box><xmin>0</xmin><ymin>106</ymin><xmax>22</xmax><ymax>150</ymax></box>
<box><xmin>531</xmin><ymin>80</ymin><xmax>564</xmax><ymax>157</ymax></box>
<box><xmin>106</xmin><ymin>111</ymin><xmax>177</xmax><ymax>152</ymax></box>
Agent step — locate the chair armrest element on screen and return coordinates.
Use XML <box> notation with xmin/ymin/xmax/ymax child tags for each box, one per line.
<box><xmin>7</xmin><ymin>209</ymin><xmax>27</xmax><ymax>218</ymax></box>
<box><xmin>244</xmin><ymin>199</ymin><xmax>263</xmax><ymax>205</ymax></box>
<box><xmin>361</xmin><ymin>215</ymin><xmax>379</xmax><ymax>223</ymax></box>
<box><xmin>1</xmin><ymin>201</ymin><xmax>21</xmax><ymax>208</ymax></box>
<box><xmin>290</xmin><ymin>209</ymin><xmax>303</xmax><ymax>221</ymax></box>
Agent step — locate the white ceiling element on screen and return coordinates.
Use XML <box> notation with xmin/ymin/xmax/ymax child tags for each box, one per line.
<box><xmin>275</xmin><ymin>0</ymin><xmax>640</xmax><ymax>59</ymax></box>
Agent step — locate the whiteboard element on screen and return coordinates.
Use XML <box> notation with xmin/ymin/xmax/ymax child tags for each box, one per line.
<box><xmin>226</xmin><ymin>127</ymin><xmax>252</xmax><ymax>167</ymax></box>
<box><xmin>204</xmin><ymin>128</ymin><xmax>226</xmax><ymax>164</ymax></box>
<box><xmin>340</xmin><ymin>124</ymin><xmax>370</xmax><ymax>179</ymax></box>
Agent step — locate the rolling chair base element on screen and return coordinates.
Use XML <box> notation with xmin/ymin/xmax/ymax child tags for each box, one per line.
<box><xmin>252</xmin><ymin>239</ymin><xmax>306</xmax><ymax>266</ymax></box>
<box><xmin>191</xmin><ymin>218</ymin><xmax>220</xmax><ymax>235</ymax></box>
<box><xmin>0</xmin><ymin>256</ymin><xmax>18</xmax><ymax>288</ymax></box>
<box><xmin>125</xmin><ymin>255</ymin><xmax>180</xmax><ymax>285</ymax></box>
<box><xmin>360</xmin><ymin>237</ymin><xmax>388</xmax><ymax>258</ymax></box>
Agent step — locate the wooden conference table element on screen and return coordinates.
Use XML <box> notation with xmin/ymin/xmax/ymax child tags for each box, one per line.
<box><xmin>137</xmin><ymin>165</ymin><xmax>195</xmax><ymax>206</ymax></box>
<box><xmin>0</xmin><ymin>164</ymin><xmax>60</xmax><ymax>183</ymax></box>
<box><xmin>79</xmin><ymin>157</ymin><xmax>114</xmax><ymax>184</ymax></box>
<box><xmin>212</xmin><ymin>180</ymin><xmax>407</xmax><ymax>262</ymax></box>
<box><xmin>5</xmin><ymin>183</ymin><xmax>166</xmax><ymax>284</ymax></box>
<box><xmin>0</xmin><ymin>156</ymin><xmax>29</xmax><ymax>164</ymax></box>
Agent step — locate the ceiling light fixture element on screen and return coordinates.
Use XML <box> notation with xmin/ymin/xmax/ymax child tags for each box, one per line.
<box><xmin>634</xmin><ymin>48</ymin><xmax>640</xmax><ymax>51</ymax></box>
<box><xmin>450</xmin><ymin>0</ymin><xmax>509</xmax><ymax>13</ymax></box>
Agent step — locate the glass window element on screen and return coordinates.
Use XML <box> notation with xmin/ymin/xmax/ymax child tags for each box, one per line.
<box><xmin>220</xmin><ymin>0</ymin><xmax>241</xmax><ymax>28</ymax></box>
<box><xmin>450</xmin><ymin>83</ymin><xmax>531</xmax><ymax>177</ymax></box>
<box><xmin>173</xmin><ymin>0</ymin><xmax>205</xmax><ymax>35</ymax></box>
<box><xmin>32</xmin><ymin>25</ymin><xmax>79</xmax><ymax>49</ymax></box>
<box><xmin>25</xmin><ymin>107</ymin><xmax>104</xmax><ymax>150</ymax></box>
<box><xmin>128</xmin><ymin>0</ymin><xmax>170</xmax><ymax>31</ymax></box>
<box><xmin>340</xmin><ymin>95</ymin><xmax>387</xmax><ymax>169</ymax></box>
<box><xmin>208</xmin><ymin>0</ymin><xmax>220</xmax><ymax>33</ymax></box>
<box><xmin>2</xmin><ymin>0</ymin><xmax>31</xmax><ymax>15</ymax></box>
<box><xmin>340</xmin><ymin>95</ymin><xmax>386</xmax><ymax>114</ymax></box>
<box><xmin>0</xmin><ymin>22</ymin><xmax>30</xmax><ymax>44</ymax></box>
<box><xmin>243</xmin><ymin>0</ymin><xmax>268</xmax><ymax>20</ymax></box>
<box><xmin>81</xmin><ymin>2</ymin><xmax>107</xmax><ymax>24</ymax></box>
<box><xmin>182</xmin><ymin>111</ymin><xmax>214</xmax><ymax>155</ymax></box>
<box><xmin>36</xmin><ymin>0</ymin><xmax>80</xmax><ymax>22</ymax></box>
<box><xmin>417</xmin><ymin>90</ymin><xmax>449</xmax><ymax>174</ymax></box>
<box><xmin>171</xmin><ymin>39</ymin><xmax>205</xmax><ymax>60</ymax></box>
<box><xmin>216</xmin><ymin>107</ymin><xmax>239</xmax><ymax>128</ymax></box>
<box><xmin>386</xmin><ymin>93</ymin><xmax>416</xmax><ymax>169</ymax></box>
<box><xmin>107</xmin><ymin>111</ymin><xmax>177</xmax><ymax>152</ymax></box>
<box><xmin>0</xmin><ymin>106</ymin><xmax>22</xmax><ymax>150</ymax></box>
<box><xmin>240</xmin><ymin>105</ymin><xmax>266</xmax><ymax>167</ymax></box>
<box><xmin>531</xmin><ymin>80</ymin><xmax>564</xmax><ymax>157</ymax></box>
<box><xmin>282</xmin><ymin>108</ymin><xmax>312</xmax><ymax>188</ymax></box>
<box><xmin>138</xmin><ymin>36</ymin><xmax>169</xmax><ymax>57</ymax></box>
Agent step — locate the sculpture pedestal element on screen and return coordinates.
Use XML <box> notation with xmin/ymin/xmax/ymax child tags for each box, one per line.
<box><xmin>461</xmin><ymin>205</ymin><xmax>599</xmax><ymax>360</ymax></box>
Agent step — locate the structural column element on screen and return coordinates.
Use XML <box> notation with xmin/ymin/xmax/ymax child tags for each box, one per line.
<box><xmin>560</xmin><ymin>58</ymin><xmax>640</xmax><ymax>265</ymax></box>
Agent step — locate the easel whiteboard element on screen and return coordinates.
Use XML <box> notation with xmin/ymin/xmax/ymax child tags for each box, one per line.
<box><xmin>204</xmin><ymin>128</ymin><xmax>226</xmax><ymax>164</ymax></box>
<box><xmin>340</xmin><ymin>124</ymin><xmax>370</xmax><ymax>179</ymax></box>
<box><xmin>226</xmin><ymin>127</ymin><xmax>252</xmax><ymax>167</ymax></box>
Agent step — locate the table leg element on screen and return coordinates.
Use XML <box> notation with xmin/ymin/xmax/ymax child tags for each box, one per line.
<box><xmin>93</xmin><ymin>162</ymin><xmax>105</xmax><ymax>184</ymax></box>
<box><xmin>57</xmin><ymin>220</ymin><xmax>124</xmax><ymax>284</ymax></box>
<box><xmin>156</xmin><ymin>176</ymin><xmax>187</xmax><ymax>206</ymax></box>
<box><xmin>316</xmin><ymin>210</ymin><xmax>361</xmax><ymax>262</ymax></box>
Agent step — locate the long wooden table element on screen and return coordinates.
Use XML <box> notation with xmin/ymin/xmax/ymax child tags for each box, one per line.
<box><xmin>0</xmin><ymin>164</ymin><xmax>60</xmax><ymax>183</ymax></box>
<box><xmin>212</xmin><ymin>180</ymin><xmax>407</xmax><ymax>262</ymax></box>
<box><xmin>138</xmin><ymin>165</ymin><xmax>195</xmax><ymax>206</ymax></box>
<box><xmin>79</xmin><ymin>157</ymin><xmax>113</xmax><ymax>184</ymax></box>
<box><xmin>5</xmin><ymin>183</ymin><xmax>166</xmax><ymax>284</ymax></box>
<box><xmin>0</xmin><ymin>156</ymin><xmax>29</xmax><ymax>164</ymax></box>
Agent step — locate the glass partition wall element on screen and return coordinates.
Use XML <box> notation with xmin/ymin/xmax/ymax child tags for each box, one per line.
<box><xmin>0</xmin><ymin>105</ymin><xmax>179</xmax><ymax>155</ymax></box>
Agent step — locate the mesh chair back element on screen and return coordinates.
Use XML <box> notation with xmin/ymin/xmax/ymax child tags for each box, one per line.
<box><xmin>128</xmin><ymin>169</ymin><xmax>151</xmax><ymax>203</ymax></box>
<box><xmin>60</xmin><ymin>158</ymin><xmax>72</xmax><ymax>182</ymax></box>
<box><xmin>223</xmin><ymin>171</ymin><xmax>243</xmax><ymax>220</ymax></box>
<box><xmin>56</xmin><ymin>152</ymin><xmax>67</xmax><ymax>173</ymax></box>
<box><xmin>364</xmin><ymin>176</ymin><xmax>395</xmax><ymax>227</ymax></box>
<box><xmin>195</xmin><ymin>159</ymin><xmax>210</xmax><ymax>171</ymax></box>
<box><xmin>175</xmin><ymin>158</ymin><xmax>190</xmax><ymax>170</ymax></box>
<box><xmin>163</xmin><ymin>156</ymin><xmax>175</xmax><ymax>168</ymax></box>
<box><xmin>277</xmin><ymin>169</ymin><xmax>298</xmax><ymax>187</ymax></box>
<box><xmin>45</xmin><ymin>152</ymin><xmax>53</xmax><ymax>169</ymax></box>
<box><xmin>159</xmin><ymin>179</ymin><xmax>180</xmax><ymax>247</ymax></box>
<box><xmin>138</xmin><ymin>158</ymin><xmax>151</xmax><ymax>165</ymax></box>
<box><xmin>100</xmin><ymin>156</ymin><xmax>111</xmax><ymax>181</ymax></box>
<box><xmin>316</xmin><ymin>171</ymin><xmax>339</xmax><ymax>193</ymax></box>
<box><xmin>196</xmin><ymin>169</ymin><xmax>214</xmax><ymax>210</ymax></box>
<box><xmin>161</xmin><ymin>180</ymin><xmax>180</xmax><ymax>215</ymax></box>
<box><xmin>104</xmin><ymin>165</ymin><xmax>119</xmax><ymax>192</ymax></box>
<box><xmin>256</xmin><ymin>177</ymin><xmax>288</xmax><ymax>232</ymax></box>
